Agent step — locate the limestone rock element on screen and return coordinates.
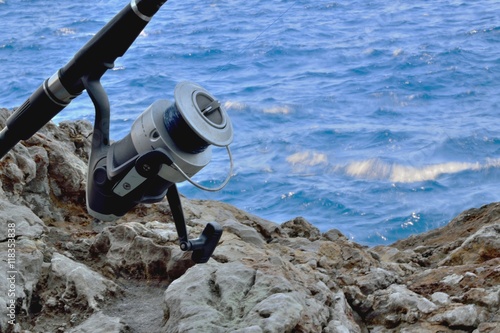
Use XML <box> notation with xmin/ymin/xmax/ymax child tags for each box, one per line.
<box><xmin>430</xmin><ymin>304</ymin><xmax>479</xmax><ymax>329</ymax></box>
<box><xmin>440</xmin><ymin>224</ymin><xmax>500</xmax><ymax>265</ymax></box>
<box><xmin>0</xmin><ymin>108</ymin><xmax>92</xmax><ymax>222</ymax></box>
<box><xmin>163</xmin><ymin>260</ymin><xmax>355</xmax><ymax>333</ymax></box>
<box><xmin>0</xmin><ymin>238</ymin><xmax>44</xmax><ymax>330</ymax></box>
<box><xmin>89</xmin><ymin>222</ymin><xmax>181</xmax><ymax>280</ymax></box>
<box><xmin>48</xmin><ymin>252</ymin><xmax>120</xmax><ymax>311</ymax></box>
<box><xmin>181</xmin><ymin>198</ymin><xmax>284</xmax><ymax>241</ymax></box>
<box><xmin>0</xmin><ymin>199</ymin><xmax>47</xmax><ymax>240</ymax></box>
<box><xmin>0</xmin><ymin>112</ymin><xmax>499</xmax><ymax>332</ymax></box>
<box><xmin>474</xmin><ymin>323</ymin><xmax>500</xmax><ymax>333</ymax></box>
<box><xmin>67</xmin><ymin>311</ymin><xmax>131</xmax><ymax>333</ymax></box>
<box><xmin>222</xmin><ymin>219</ymin><xmax>266</xmax><ymax>247</ymax></box>
<box><xmin>392</xmin><ymin>203</ymin><xmax>500</xmax><ymax>266</ymax></box>
<box><xmin>361</xmin><ymin>284</ymin><xmax>438</xmax><ymax>328</ymax></box>
<box><xmin>281</xmin><ymin>216</ymin><xmax>321</xmax><ymax>241</ymax></box>
<box><xmin>355</xmin><ymin>267</ymin><xmax>400</xmax><ymax>294</ymax></box>
<box><xmin>431</xmin><ymin>292</ymin><xmax>451</xmax><ymax>306</ymax></box>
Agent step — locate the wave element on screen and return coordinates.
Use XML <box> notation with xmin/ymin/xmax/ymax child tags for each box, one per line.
<box><xmin>284</xmin><ymin>149</ymin><xmax>500</xmax><ymax>183</ymax></box>
<box><xmin>263</xmin><ymin>105</ymin><xmax>292</xmax><ymax>114</ymax></box>
<box><xmin>222</xmin><ymin>100</ymin><xmax>293</xmax><ymax>115</ymax></box>
<box><xmin>55</xmin><ymin>27</ymin><xmax>76</xmax><ymax>36</ymax></box>
<box><xmin>223</xmin><ymin>101</ymin><xmax>246</xmax><ymax>111</ymax></box>
<box><xmin>287</xmin><ymin>151</ymin><xmax>328</xmax><ymax>167</ymax></box>
<box><xmin>344</xmin><ymin>158</ymin><xmax>500</xmax><ymax>183</ymax></box>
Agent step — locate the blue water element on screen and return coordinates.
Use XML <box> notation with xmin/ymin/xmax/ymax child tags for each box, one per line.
<box><xmin>1</xmin><ymin>0</ymin><xmax>499</xmax><ymax>246</ymax></box>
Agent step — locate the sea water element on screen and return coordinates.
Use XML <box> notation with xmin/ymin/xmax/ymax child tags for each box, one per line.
<box><xmin>1</xmin><ymin>0</ymin><xmax>499</xmax><ymax>246</ymax></box>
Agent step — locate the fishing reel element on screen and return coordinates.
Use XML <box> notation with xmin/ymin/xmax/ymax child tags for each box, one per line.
<box><xmin>0</xmin><ymin>0</ymin><xmax>231</xmax><ymax>263</ymax></box>
<box><xmin>85</xmin><ymin>79</ymin><xmax>233</xmax><ymax>263</ymax></box>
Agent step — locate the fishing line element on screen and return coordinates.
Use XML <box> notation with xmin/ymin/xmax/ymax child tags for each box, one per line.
<box><xmin>209</xmin><ymin>0</ymin><xmax>299</xmax><ymax>81</ymax></box>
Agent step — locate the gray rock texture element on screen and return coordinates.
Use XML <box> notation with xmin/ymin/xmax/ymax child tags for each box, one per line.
<box><xmin>0</xmin><ymin>108</ymin><xmax>499</xmax><ymax>332</ymax></box>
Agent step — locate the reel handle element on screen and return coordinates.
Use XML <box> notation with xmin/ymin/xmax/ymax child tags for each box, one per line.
<box><xmin>167</xmin><ymin>184</ymin><xmax>223</xmax><ymax>263</ymax></box>
<box><xmin>190</xmin><ymin>222</ymin><xmax>223</xmax><ymax>264</ymax></box>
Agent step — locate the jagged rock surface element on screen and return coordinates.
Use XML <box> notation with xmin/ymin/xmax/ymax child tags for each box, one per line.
<box><xmin>0</xmin><ymin>108</ymin><xmax>499</xmax><ymax>333</ymax></box>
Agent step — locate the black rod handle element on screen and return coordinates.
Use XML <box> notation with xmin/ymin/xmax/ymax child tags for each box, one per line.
<box><xmin>0</xmin><ymin>0</ymin><xmax>168</xmax><ymax>159</ymax></box>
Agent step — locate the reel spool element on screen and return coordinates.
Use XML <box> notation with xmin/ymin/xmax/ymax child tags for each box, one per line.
<box><xmin>106</xmin><ymin>82</ymin><xmax>233</xmax><ymax>189</ymax></box>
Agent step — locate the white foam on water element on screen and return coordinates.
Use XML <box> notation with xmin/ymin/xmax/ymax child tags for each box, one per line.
<box><xmin>344</xmin><ymin>158</ymin><xmax>500</xmax><ymax>183</ymax></box>
<box><xmin>223</xmin><ymin>100</ymin><xmax>246</xmax><ymax>111</ymax></box>
<box><xmin>286</xmin><ymin>151</ymin><xmax>328</xmax><ymax>167</ymax></box>
<box><xmin>56</xmin><ymin>27</ymin><xmax>76</xmax><ymax>36</ymax></box>
<box><xmin>263</xmin><ymin>105</ymin><xmax>292</xmax><ymax>114</ymax></box>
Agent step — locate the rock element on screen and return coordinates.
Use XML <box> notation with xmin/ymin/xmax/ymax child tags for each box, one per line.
<box><xmin>281</xmin><ymin>216</ymin><xmax>321</xmax><ymax>241</ymax></box>
<box><xmin>322</xmin><ymin>228</ymin><xmax>348</xmax><ymax>242</ymax></box>
<box><xmin>440</xmin><ymin>224</ymin><xmax>500</xmax><ymax>266</ymax></box>
<box><xmin>406</xmin><ymin>259</ymin><xmax>500</xmax><ymax>301</ymax></box>
<box><xmin>371</xmin><ymin>245</ymin><xmax>428</xmax><ymax>267</ymax></box>
<box><xmin>181</xmin><ymin>198</ymin><xmax>284</xmax><ymax>241</ymax></box>
<box><xmin>66</xmin><ymin>311</ymin><xmax>131</xmax><ymax>333</ymax></box>
<box><xmin>48</xmin><ymin>252</ymin><xmax>120</xmax><ymax>311</ymax></box>
<box><xmin>0</xmin><ymin>108</ymin><xmax>92</xmax><ymax>223</ymax></box>
<box><xmin>355</xmin><ymin>267</ymin><xmax>400</xmax><ymax>294</ymax></box>
<box><xmin>362</xmin><ymin>284</ymin><xmax>438</xmax><ymax>328</ymax></box>
<box><xmin>461</xmin><ymin>287</ymin><xmax>500</xmax><ymax>308</ymax></box>
<box><xmin>441</xmin><ymin>273</ymin><xmax>464</xmax><ymax>285</ymax></box>
<box><xmin>0</xmin><ymin>238</ymin><xmax>44</xmax><ymax>330</ymax></box>
<box><xmin>326</xmin><ymin>291</ymin><xmax>363</xmax><ymax>333</ymax></box>
<box><xmin>316</xmin><ymin>237</ymin><xmax>378</xmax><ymax>271</ymax></box>
<box><xmin>0</xmin><ymin>111</ymin><xmax>499</xmax><ymax>332</ymax></box>
<box><xmin>392</xmin><ymin>203</ymin><xmax>500</xmax><ymax>266</ymax></box>
<box><xmin>222</xmin><ymin>219</ymin><xmax>266</xmax><ymax>247</ymax></box>
<box><xmin>430</xmin><ymin>304</ymin><xmax>479</xmax><ymax>329</ymax></box>
<box><xmin>431</xmin><ymin>292</ymin><xmax>450</xmax><ymax>306</ymax></box>
<box><xmin>89</xmin><ymin>222</ymin><xmax>180</xmax><ymax>280</ymax></box>
<box><xmin>162</xmin><ymin>256</ymin><xmax>346</xmax><ymax>332</ymax></box>
<box><xmin>474</xmin><ymin>322</ymin><xmax>500</xmax><ymax>333</ymax></box>
<box><xmin>0</xmin><ymin>199</ymin><xmax>47</xmax><ymax>240</ymax></box>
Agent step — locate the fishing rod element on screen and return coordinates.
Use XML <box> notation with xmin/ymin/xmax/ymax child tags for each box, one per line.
<box><xmin>0</xmin><ymin>0</ymin><xmax>167</xmax><ymax>157</ymax></box>
<box><xmin>0</xmin><ymin>0</ymin><xmax>234</xmax><ymax>263</ymax></box>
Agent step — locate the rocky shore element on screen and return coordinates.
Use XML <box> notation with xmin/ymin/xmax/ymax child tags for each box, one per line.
<box><xmin>0</xmin><ymin>107</ymin><xmax>499</xmax><ymax>333</ymax></box>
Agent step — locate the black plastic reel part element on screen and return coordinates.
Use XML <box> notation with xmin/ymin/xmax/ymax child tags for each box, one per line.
<box><xmin>166</xmin><ymin>183</ymin><xmax>223</xmax><ymax>264</ymax></box>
